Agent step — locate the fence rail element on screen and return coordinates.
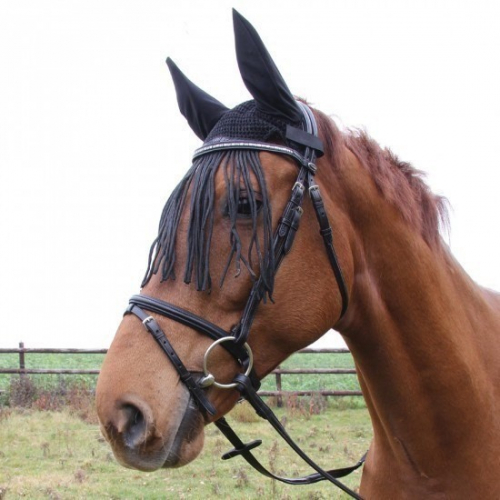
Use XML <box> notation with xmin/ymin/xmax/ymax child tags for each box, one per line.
<box><xmin>0</xmin><ymin>342</ymin><xmax>363</xmax><ymax>400</ymax></box>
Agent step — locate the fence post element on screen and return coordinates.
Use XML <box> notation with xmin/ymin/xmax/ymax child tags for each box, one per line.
<box><xmin>275</xmin><ymin>365</ymin><xmax>283</xmax><ymax>408</ymax></box>
<box><xmin>19</xmin><ymin>341</ymin><xmax>26</xmax><ymax>378</ymax></box>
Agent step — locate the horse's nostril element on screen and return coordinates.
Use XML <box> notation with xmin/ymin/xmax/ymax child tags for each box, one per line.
<box><xmin>113</xmin><ymin>399</ymin><xmax>152</xmax><ymax>449</ymax></box>
<box><xmin>121</xmin><ymin>404</ymin><xmax>146</xmax><ymax>447</ymax></box>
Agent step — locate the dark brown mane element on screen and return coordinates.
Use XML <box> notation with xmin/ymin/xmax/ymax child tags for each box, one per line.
<box><xmin>314</xmin><ymin>108</ymin><xmax>449</xmax><ymax>246</ymax></box>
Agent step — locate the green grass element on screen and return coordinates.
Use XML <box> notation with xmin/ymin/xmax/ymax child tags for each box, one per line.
<box><xmin>0</xmin><ymin>404</ymin><xmax>371</xmax><ymax>499</ymax></box>
<box><xmin>0</xmin><ymin>353</ymin><xmax>105</xmax><ymax>393</ymax></box>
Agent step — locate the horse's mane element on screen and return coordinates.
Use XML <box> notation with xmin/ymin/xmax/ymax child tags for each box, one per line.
<box><xmin>315</xmin><ymin>108</ymin><xmax>449</xmax><ymax>246</ymax></box>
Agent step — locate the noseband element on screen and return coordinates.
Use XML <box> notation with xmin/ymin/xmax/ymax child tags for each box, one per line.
<box><xmin>124</xmin><ymin>103</ymin><xmax>364</xmax><ymax>499</ymax></box>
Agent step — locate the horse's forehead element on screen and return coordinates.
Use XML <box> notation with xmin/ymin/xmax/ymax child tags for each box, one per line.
<box><xmin>260</xmin><ymin>152</ymin><xmax>297</xmax><ymax>178</ymax></box>
<box><xmin>212</xmin><ymin>151</ymin><xmax>298</xmax><ymax>194</ymax></box>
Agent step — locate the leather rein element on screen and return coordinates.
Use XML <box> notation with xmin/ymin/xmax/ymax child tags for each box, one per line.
<box><xmin>125</xmin><ymin>103</ymin><xmax>365</xmax><ymax>499</ymax></box>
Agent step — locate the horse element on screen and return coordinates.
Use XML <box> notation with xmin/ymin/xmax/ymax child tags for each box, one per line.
<box><xmin>96</xmin><ymin>10</ymin><xmax>500</xmax><ymax>499</ymax></box>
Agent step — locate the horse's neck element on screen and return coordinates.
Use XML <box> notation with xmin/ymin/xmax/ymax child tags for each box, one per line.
<box><xmin>334</xmin><ymin>157</ymin><xmax>500</xmax><ymax>493</ymax></box>
<box><xmin>344</xmin><ymin>227</ymin><xmax>497</xmax><ymax>422</ymax></box>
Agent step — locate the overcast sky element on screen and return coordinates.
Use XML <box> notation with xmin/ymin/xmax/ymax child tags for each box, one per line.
<box><xmin>1</xmin><ymin>1</ymin><xmax>499</xmax><ymax>348</ymax></box>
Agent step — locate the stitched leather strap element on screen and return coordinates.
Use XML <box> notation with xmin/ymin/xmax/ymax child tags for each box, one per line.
<box><xmin>285</xmin><ymin>124</ymin><xmax>324</xmax><ymax>156</ymax></box>
<box><xmin>217</xmin><ymin>374</ymin><xmax>365</xmax><ymax>498</ymax></box>
<box><xmin>215</xmin><ymin>416</ymin><xmax>365</xmax><ymax>486</ymax></box>
<box><xmin>193</xmin><ymin>140</ymin><xmax>317</xmax><ymax>171</ymax></box>
<box><xmin>126</xmin><ymin>304</ymin><xmax>217</xmax><ymax>416</ymax></box>
<box><xmin>127</xmin><ymin>295</ymin><xmax>261</xmax><ymax>391</ymax></box>
<box><xmin>308</xmin><ymin>176</ymin><xmax>349</xmax><ymax>318</ymax></box>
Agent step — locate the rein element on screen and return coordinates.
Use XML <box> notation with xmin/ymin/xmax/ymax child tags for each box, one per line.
<box><xmin>124</xmin><ymin>102</ymin><xmax>364</xmax><ymax>499</ymax></box>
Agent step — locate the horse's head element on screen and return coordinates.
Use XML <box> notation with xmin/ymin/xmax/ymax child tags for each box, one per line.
<box><xmin>96</xmin><ymin>11</ymin><xmax>353</xmax><ymax>471</ymax></box>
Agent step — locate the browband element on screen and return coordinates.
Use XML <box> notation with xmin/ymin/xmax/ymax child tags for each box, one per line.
<box><xmin>193</xmin><ymin>140</ymin><xmax>317</xmax><ymax>172</ymax></box>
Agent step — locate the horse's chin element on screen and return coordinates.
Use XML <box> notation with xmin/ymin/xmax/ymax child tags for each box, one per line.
<box><xmin>163</xmin><ymin>402</ymin><xmax>206</xmax><ymax>469</ymax></box>
<box><xmin>104</xmin><ymin>399</ymin><xmax>206</xmax><ymax>472</ymax></box>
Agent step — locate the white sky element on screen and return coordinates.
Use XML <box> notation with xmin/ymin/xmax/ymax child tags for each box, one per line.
<box><xmin>0</xmin><ymin>1</ymin><xmax>499</xmax><ymax>348</ymax></box>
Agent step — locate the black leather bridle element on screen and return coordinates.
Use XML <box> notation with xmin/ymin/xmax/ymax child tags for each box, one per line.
<box><xmin>124</xmin><ymin>102</ymin><xmax>365</xmax><ymax>499</ymax></box>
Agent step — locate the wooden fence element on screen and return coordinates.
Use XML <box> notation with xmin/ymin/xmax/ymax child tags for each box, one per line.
<box><xmin>0</xmin><ymin>342</ymin><xmax>362</xmax><ymax>401</ymax></box>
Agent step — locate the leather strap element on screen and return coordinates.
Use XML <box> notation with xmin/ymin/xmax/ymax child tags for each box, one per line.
<box><xmin>129</xmin><ymin>295</ymin><xmax>238</xmax><ymax>353</ymax></box>
<box><xmin>285</xmin><ymin>124</ymin><xmax>324</xmax><ymax>156</ymax></box>
<box><xmin>126</xmin><ymin>304</ymin><xmax>217</xmax><ymax>416</ymax></box>
<box><xmin>215</xmin><ymin>416</ymin><xmax>365</xmax><ymax>485</ymax></box>
<box><xmin>218</xmin><ymin>373</ymin><xmax>365</xmax><ymax>498</ymax></box>
<box><xmin>308</xmin><ymin>175</ymin><xmax>349</xmax><ymax>318</ymax></box>
<box><xmin>127</xmin><ymin>295</ymin><xmax>261</xmax><ymax>391</ymax></box>
<box><xmin>231</xmin><ymin>164</ymin><xmax>310</xmax><ymax>348</ymax></box>
<box><xmin>193</xmin><ymin>140</ymin><xmax>317</xmax><ymax>172</ymax></box>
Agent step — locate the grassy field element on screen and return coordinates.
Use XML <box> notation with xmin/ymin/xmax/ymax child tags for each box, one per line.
<box><xmin>0</xmin><ymin>403</ymin><xmax>371</xmax><ymax>499</ymax></box>
<box><xmin>0</xmin><ymin>350</ymin><xmax>369</xmax><ymax>498</ymax></box>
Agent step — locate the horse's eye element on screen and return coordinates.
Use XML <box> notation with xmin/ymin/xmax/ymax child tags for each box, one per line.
<box><xmin>237</xmin><ymin>197</ymin><xmax>262</xmax><ymax>217</ymax></box>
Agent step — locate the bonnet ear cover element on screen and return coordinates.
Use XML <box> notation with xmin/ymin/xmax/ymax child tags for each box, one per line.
<box><xmin>166</xmin><ymin>58</ymin><xmax>229</xmax><ymax>140</ymax></box>
<box><xmin>233</xmin><ymin>9</ymin><xmax>302</xmax><ymax>123</ymax></box>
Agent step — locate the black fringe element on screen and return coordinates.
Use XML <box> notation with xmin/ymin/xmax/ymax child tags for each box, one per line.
<box><xmin>141</xmin><ymin>150</ymin><xmax>275</xmax><ymax>298</ymax></box>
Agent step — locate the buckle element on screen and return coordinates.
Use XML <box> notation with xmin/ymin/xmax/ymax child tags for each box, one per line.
<box><xmin>307</xmin><ymin>161</ymin><xmax>317</xmax><ymax>173</ymax></box>
<box><xmin>142</xmin><ymin>316</ymin><xmax>154</xmax><ymax>325</ymax></box>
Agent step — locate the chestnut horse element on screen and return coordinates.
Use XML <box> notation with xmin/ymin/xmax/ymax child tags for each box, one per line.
<box><xmin>96</xmin><ymin>10</ymin><xmax>500</xmax><ymax>499</ymax></box>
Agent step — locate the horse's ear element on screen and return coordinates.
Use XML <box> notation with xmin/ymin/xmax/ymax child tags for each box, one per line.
<box><xmin>166</xmin><ymin>58</ymin><xmax>229</xmax><ymax>140</ymax></box>
<box><xmin>233</xmin><ymin>9</ymin><xmax>302</xmax><ymax>123</ymax></box>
